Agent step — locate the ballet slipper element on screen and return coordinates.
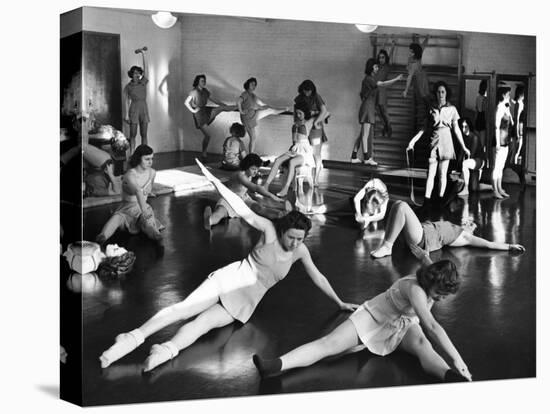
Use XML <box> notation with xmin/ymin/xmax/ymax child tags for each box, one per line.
<box><xmin>143</xmin><ymin>342</ymin><xmax>179</xmax><ymax>372</ymax></box>
<box><xmin>370</xmin><ymin>242</ymin><xmax>393</xmax><ymax>259</ymax></box>
<box><xmin>493</xmin><ymin>191</ymin><xmax>504</xmax><ymax>199</ymax></box>
<box><xmin>100</xmin><ymin>329</ymin><xmax>145</xmax><ymax>368</ymax></box>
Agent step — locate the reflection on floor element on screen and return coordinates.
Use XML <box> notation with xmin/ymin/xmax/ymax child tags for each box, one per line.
<box><xmin>70</xmin><ymin>163</ymin><xmax>536</xmax><ymax>406</ymax></box>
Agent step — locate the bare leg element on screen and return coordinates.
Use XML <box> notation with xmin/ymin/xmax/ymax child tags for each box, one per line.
<box><xmin>208</xmin><ymin>205</ymin><xmax>229</xmax><ymax>227</ymax></box>
<box><xmin>437</xmin><ymin>159</ymin><xmax>450</xmax><ymax>198</ymax></box>
<box><xmin>263</xmin><ymin>154</ymin><xmax>291</xmax><ymax>190</ymax></box>
<box><xmin>139</xmin><ymin>121</ymin><xmax>148</xmax><ymax>146</ymax></box>
<box><xmin>492</xmin><ymin>148</ymin><xmax>507</xmax><ymax>198</ymax></box>
<box><xmin>458</xmin><ymin>159</ymin><xmax>476</xmax><ymax>196</ymax></box>
<box><xmin>246</xmin><ymin>125</ymin><xmax>258</xmax><ymax>154</ymax></box>
<box><xmin>425</xmin><ymin>159</ymin><xmax>438</xmax><ymax>199</ymax></box>
<box><xmin>129</xmin><ymin>123</ymin><xmax>138</xmax><ymax>154</ymax></box>
<box><xmin>198</xmin><ymin>126</ymin><xmax>211</xmax><ymax>158</ymax></box>
<box><xmin>253</xmin><ymin>319</ymin><xmax>360</xmax><ymax>376</ymax></box>
<box><xmin>361</xmin><ymin>123</ymin><xmax>373</xmax><ymax>160</ymax></box>
<box><xmin>210</xmin><ymin>105</ymin><xmax>238</xmax><ymax>122</ymax></box>
<box><xmin>312</xmin><ymin>143</ymin><xmax>323</xmax><ymax>185</ymax></box>
<box><xmin>398</xmin><ymin>323</ymin><xmax>449</xmax><ymax>380</ymax></box>
<box><xmin>278</xmin><ymin>156</ymin><xmax>304</xmax><ymax>197</ymax></box>
<box><xmin>371</xmin><ymin>200</ymin><xmax>424</xmax><ymax>258</ymax></box>
<box><xmin>99</xmin><ymin>277</ymin><xmax>221</xmax><ymax>367</ymax></box>
<box><xmin>143</xmin><ymin>304</ymin><xmax>235</xmax><ymax>372</ymax></box>
<box><xmin>352</xmin><ymin>125</ymin><xmax>364</xmax><ymax>154</ymax></box>
<box><xmin>97</xmin><ymin>214</ymin><xmax>125</xmax><ymax>242</ymax></box>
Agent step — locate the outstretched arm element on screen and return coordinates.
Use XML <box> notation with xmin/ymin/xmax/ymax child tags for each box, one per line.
<box><xmin>196</xmin><ymin>159</ymin><xmax>277</xmax><ymax>239</ymax></box>
<box><xmin>407</xmin><ymin>129</ymin><xmax>425</xmax><ymax>150</ymax></box>
<box><xmin>377</xmin><ymin>74</ymin><xmax>403</xmax><ymax>88</ymax></box>
<box><xmin>453</xmin><ymin>232</ymin><xmax>525</xmax><ymax>252</ymax></box>
<box><xmin>209</xmin><ymin>95</ymin><xmax>227</xmax><ymax>107</ymax></box>
<box><xmin>297</xmin><ymin>244</ymin><xmax>359</xmax><ymax>311</ymax></box>
<box><xmin>236</xmin><ymin>172</ymin><xmax>283</xmax><ymax>202</ymax></box>
<box><xmin>408</xmin><ymin>283</ymin><xmax>472</xmax><ymax>380</ymax></box>
<box><xmin>140</xmin><ymin>51</ymin><xmax>148</xmax><ymax>80</ymax></box>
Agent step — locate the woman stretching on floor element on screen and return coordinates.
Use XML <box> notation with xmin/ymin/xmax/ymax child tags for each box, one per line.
<box><xmin>262</xmin><ymin>103</ymin><xmax>316</xmax><ymax>197</ymax></box>
<box><xmin>184</xmin><ymin>74</ymin><xmax>237</xmax><ymax>160</ymax></box>
<box><xmin>253</xmin><ymin>248</ymin><xmax>471</xmax><ymax>383</ymax></box>
<box><xmin>100</xmin><ymin>159</ymin><xmax>357</xmax><ymax>372</ymax></box>
<box><xmin>370</xmin><ymin>200</ymin><xmax>525</xmax><ymax>258</ymax></box>
<box><xmin>95</xmin><ymin>144</ymin><xmax>164</xmax><ymax>245</ymax></box>
<box><xmin>353</xmin><ymin>178</ymin><xmax>389</xmax><ymax>230</ymax></box>
<box><xmin>204</xmin><ymin>153</ymin><xmax>285</xmax><ymax>228</ymax></box>
<box><xmin>238</xmin><ymin>77</ymin><xmax>289</xmax><ymax>153</ymax></box>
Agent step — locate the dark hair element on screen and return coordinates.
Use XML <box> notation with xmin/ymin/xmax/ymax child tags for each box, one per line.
<box><xmin>478</xmin><ymin>80</ymin><xmax>488</xmax><ymax>95</ymax></box>
<box><xmin>514</xmin><ymin>85</ymin><xmax>525</xmax><ymax>101</ymax></box>
<box><xmin>294</xmin><ymin>102</ymin><xmax>311</xmax><ymax>120</ymax></box>
<box><xmin>298</xmin><ymin>80</ymin><xmax>317</xmax><ymax>96</ymax></box>
<box><xmin>239</xmin><ymin>153</ymin><xmax>263</xmax><ymax>171</ymax></box>
<box><xmin>364</xmin><ymin>58</ymin><xmax>377</xmax><ymax>75</ymax></box>
<box><xmin>129</xmin><ymin>144</ymin><xmax>154</xmax><ymax>168</ymax></box>
<box><xmin>229</xmin><ymin>122</ymin><xmax>246</xmax><ymax>138</ymax></box>
<box><xmin>416</xmin><ymin>260</ymin><xmax>460</xmax><ymax>296</ymax></box>
<box><xmin>127</xmin><ymin>66</ymin><xmax>143</xmax><ymax>78</ymax></box>
<box><xmin>409</xmin><ymin>43</ymin><xmax>423</xmax><ymax>60</ymax></box>
<box><xmin>377</xmin><ymin>49</ymin><xmax>390</xmax><ymax>65</ymax></box>
<box><xmin>193</xmin><ymin>74</ymin><xmax>206</xmax><ymax>88</ymax></box>
<box><xmin>361</xmin><ymin>189</ymin><xmax>383</xmax><ymax>215</ymax></box>
<box><xmin>432</xmin><ymin>81</ymin><xmax>452</xmax><ymax>101</ymax></box>
<box><xmin>497</xmin><ymin>85</ymin><xmax>511</xmax><ymax>102</ymax></box>
<box><xmin>274</xmin><ymin>210</ymin><xmax>312</xmax><ymax>239</ymax></box>
<box><xmin>243</xmin><ymin>77</ymin><xmax>257</xmax><ymax>90</ymax></box>
<box><xmin>459</xmin><ymin>117</ymin><xmax>474</xmax><ymax>132</ymax></box>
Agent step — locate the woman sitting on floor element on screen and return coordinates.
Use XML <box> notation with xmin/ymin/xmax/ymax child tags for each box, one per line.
<box><xmin>353</xmin><ymin>178</ymin><xmax>389</xmax><ymax>230</ymax></box>
<box><xmin>262</xmin><ymin>103</ymin><xmax>316</xmax><ymax>197</ymax></box>
<box><xmin>204</xmin><ymin>153</ymin><xmax>285</xmax><ymax>228</ymax></box>
<box><xmin>99</xmin><ymin>159</ymin><xmax>357</xmax><ymax>372</ymax></box>
<box><xmin>253</xmin><ymin>245</ymin><xmax>472</xmax><ymax>383</ymax></box>
<box><xmin>370</xmin><ymin>200</ymin><xmax>525</xmax><ymax>258</ymax></box>
<box><xmin>95</xmin><ymin>144</ymin><xmax>164</xmax><ymax>245</ymax></box>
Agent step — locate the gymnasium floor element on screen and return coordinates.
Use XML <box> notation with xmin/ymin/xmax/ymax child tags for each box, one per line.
<box><xmin>69</xmin><ymin>155</ymin><xmax>536</xmax><ymax>406</ymax></box>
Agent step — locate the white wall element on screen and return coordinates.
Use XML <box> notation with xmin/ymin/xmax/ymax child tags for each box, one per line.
<box><xmin>62</xmin><ymin>7</ymin><xmax>184</xmax><ymax>153</ymax></box>
<box><xmin>63</xmin><ymin>8</ymin><xmax>536</xmax><ymax>166</ymax></box>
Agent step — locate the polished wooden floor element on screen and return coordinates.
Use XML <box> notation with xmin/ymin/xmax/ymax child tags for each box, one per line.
<box><xmin>70</xmin><ymin>155</ymin><xmax>536</xmax><ymax>406</ymax></box>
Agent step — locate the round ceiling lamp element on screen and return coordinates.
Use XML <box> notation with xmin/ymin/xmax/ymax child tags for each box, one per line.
<box><xmin>152</xmin><ymin>11</ymin><xmax>178</xmax><ymax>29</ymax></box>
<box><xmin>355</xmin><ymin>24</ymin><xmax>378</xmax><ymax>33</ymax></box>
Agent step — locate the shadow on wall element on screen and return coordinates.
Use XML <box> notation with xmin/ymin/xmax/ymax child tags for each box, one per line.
<box><xmin>158</xmin><ymin>58</ymin><xmax>185</xmax><ymax>151</ymax></box>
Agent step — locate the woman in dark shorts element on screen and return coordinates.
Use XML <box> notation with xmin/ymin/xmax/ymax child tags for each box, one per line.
<box><xmin>184</xmin><ymin>74</ymin><xmax>237</xmax><ymax>159</ymax></box>
<box><xmin>457</xmin><ymin>117</ymin><xmax>486</xmax><ymax>196</ymax></box>
<box><xmin>370</xmin><ymin>200</ymin><xmax>525</xmax><ymax>258</ymax></box>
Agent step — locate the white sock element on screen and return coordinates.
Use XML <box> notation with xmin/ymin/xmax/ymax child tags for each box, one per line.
<box><xmin>371</xmin><ymin>241</ymin><xmax>393</xmax><ymax>258</ymax></box>
<box><xmin>100</xmin><ymin>329</ymin><xmax>144</xmax><ymax>368</ymax></box>
<box><xmin>143</xmin><ymin>341</ymin><xmax>179</xmax><ymax>372</ymax></box>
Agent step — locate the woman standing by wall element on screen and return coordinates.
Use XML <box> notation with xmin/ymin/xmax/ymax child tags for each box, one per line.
<box><xmin>407</xmin><ymin>81</ymin><xmax>470</xmax><ymax>209</ymax></box>
<box><xmin>351</xmin><ymin>58</ymin><xmax>402</xmax><ymax>166</ymax></box>
<box><xmin>124</xmin><ymin>49</ymin><xmax>149</xmax><ymax>153</ymax></box>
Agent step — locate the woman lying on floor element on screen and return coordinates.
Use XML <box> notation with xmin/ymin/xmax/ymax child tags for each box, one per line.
<box><xmin>100</xmin><ymin>159</ymin><xmax>357</xmax><ymax>372</ymax></box>
<box><xmin>370</xmin><ymin>200</ymin><xmax>525</xmax><ymax>258</ymax></box>
<box><xmin>253</xmin><ymin>244</ymin><xmax>472</xmax><ymax>383</ymax></box>
<box><xmin>203</xmin><ymin>153</ymin><xmax>285</xmax><ymax>228</ymax></box>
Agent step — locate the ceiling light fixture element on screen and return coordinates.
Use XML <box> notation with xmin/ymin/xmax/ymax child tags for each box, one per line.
<box><xmin>152</xmin><ymin>11</ymin><xmax>177</xmax><ymax>29</ymax></box>
<box><xmin>355</xmin><ymin>24</ymin><xmax>378</xmax><ymax>33</ymax></box>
